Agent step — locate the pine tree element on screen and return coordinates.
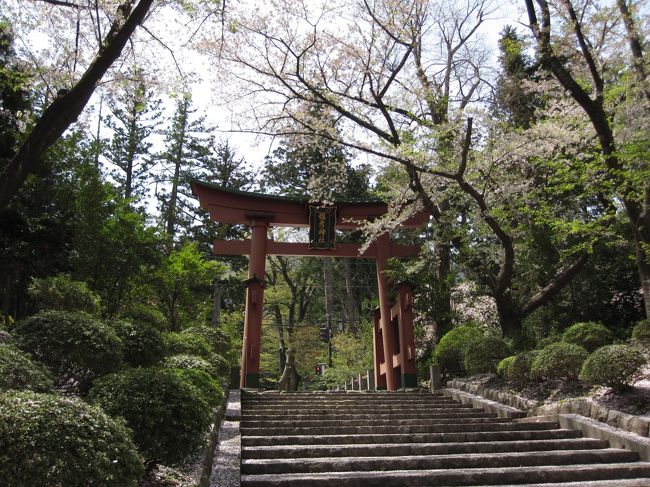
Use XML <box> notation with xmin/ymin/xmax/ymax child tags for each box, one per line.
<box><xmin>103</xmin><ymin>72</ymin><xmax>161</xmax><ymax>204</ymax></box>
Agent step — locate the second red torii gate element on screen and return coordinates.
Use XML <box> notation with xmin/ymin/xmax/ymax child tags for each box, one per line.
<box><xmin>191</xmin><ymin>180</ymin><xmax>428</xmax><ymax>391</ymax></box>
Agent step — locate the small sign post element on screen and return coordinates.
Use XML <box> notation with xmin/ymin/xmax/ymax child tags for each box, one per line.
<box><xmin>308</xmin><ymin>205</ymin><xmax>337</xmax><ymax>250</ymax></box>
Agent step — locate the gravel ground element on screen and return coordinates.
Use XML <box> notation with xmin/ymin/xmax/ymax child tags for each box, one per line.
<box><xmin>209</xmin><ymin>390</ymin><xmax>241</xmax><ymax>487</ymax></box>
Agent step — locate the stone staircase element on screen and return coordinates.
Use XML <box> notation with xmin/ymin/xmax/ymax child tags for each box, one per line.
<box><xmin>240</xmin><ymin>391</ymin><xmax>650</xmax><ymax>486</ymax></box>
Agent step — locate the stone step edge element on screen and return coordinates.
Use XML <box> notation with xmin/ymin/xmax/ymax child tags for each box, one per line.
<box><xmin>239</xmin><ymin>462</ymin><xmax>650</xmax><ymax>486</ymax></box>
<box><xmin>447</xmin><ymin>378</ymin><xmax>650</xmax><ymax>438</ymax></box>
<box><xmin>443</xmin><ymin>387</ymin><xmax>527</xmax><ymax>419</ymax></box>
<box><xmin>444</xmin><ymin>386</ymin><xmax>650</xmax><ymax>462</ymax></box>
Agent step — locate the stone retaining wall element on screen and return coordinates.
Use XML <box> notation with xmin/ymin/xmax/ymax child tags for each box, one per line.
<box><xmin>447</xmin><ymin>378</ymin><xmax>650</xmax><ymax>438</ymax></box>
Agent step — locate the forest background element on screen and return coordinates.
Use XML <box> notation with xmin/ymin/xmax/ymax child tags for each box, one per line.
<box><xmin>0</xmin><ymin>0</ymin><xmax>648</xmax><ymax>387</ymax></box>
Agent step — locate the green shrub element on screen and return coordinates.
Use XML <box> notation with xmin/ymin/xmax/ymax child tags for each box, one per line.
<box><xmin>0</xmin><ymin>391</ymin><xmax>143</xmax><ymax>486</ymax></box>
<box><xmin>536</xmin><ymin>335</ymin><xmax>561</xmax><ymax>349</ymax></box>
<box><xmin>435</xmin><ymin>325</ymin><xmax>484</xmax><ymax>373</ymax></box>
<box><xmin>0</xmin><ymin>344</ymin><xmax>53</xmax><ymax>392</ymax></box>
<box><xmin>0</xmin><ymin>329</ymin><xmax>10</xmax><ymax>344</ymax></box>
<box><xmin>463</xmin><ymin>335</ymin><xmax>510</xmax><ymax>375</ymax></box>
<box><xmin>164</xmin><ymin>354</ymin><xmax>219</xmax><ymax>379</ymax></box>
<box><xmin>562</xmin><ymin>322</ymin><xmax>613</xmax><ymax>352</ymax></box>
<box><xmin>531</xmin><ymin>342</ymin><xmax>589</xmax><ymax>380</ymax></box>
<box><xmin>174</xmin><ymin>368</ymin><xmax>223</xmax><ymax>408</ymax></box>
<box><xmin>632</xmin><ymin>319</ymin><xmax>650</xmax><ymax>346</ymax></box>
<box><xmin>209</xmin><ymin>352</ymin><xmax>231</xmax><ymax>379</ymax></box>
<box><xmin>496</xmin><ymin>356</ymin><xmax>516</xmax><ymax>377</ymax></box>
<box><xmin>119</xmin><ymin>304</ymin><xmax>168</xmax><ymax>330</ymax></box>
<box><xmin>580</xmin><ymin>344</ymin><xmax>646</xmax><ymax>391</ymax></box>
<box><xmin>12</xmin><ymin>310</ymin><xmax>123</xmax><ymax>393</ymax></box>
<box><xmin>508</xmin><ymin>350</ymin><xmax>539</xmax><ymax>384</ymax></box>
<box><xmin>88</xmin><ymin>367</ymin><xmax>213</xmax><ymax>467</ymax></box>
<box><xmin>163</xmin><ymin>332</ymin><xmax>212</xmax><ymax>358</ymax></box>
<box><xmin>183</xmin><ymin>325</ymin><xmax>232</xmax><ymax>356</ymax></box>
<box><xmin>28</xmin><ymin>275</ymin><xmax>101</xmax><ymax>315</ymax></box>
<box><xmin>110</xmin><ymin>319</ymin><xmax>165</xmax><ymax>367</ymax></box>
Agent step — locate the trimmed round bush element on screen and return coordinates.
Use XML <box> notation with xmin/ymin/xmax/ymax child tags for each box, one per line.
<box><xmin>119</xmin><ymin>304</ymin><xmax>168</xmax><ymax>330</ymax></box>
<box><xmin>508</xmin><ymin>350</ymin><xmax>539</xmax><ymax>384</ymax></box>
<box><xmin>496</xmin><ymin>356</ymin><xmax>516</xmax><ymax>377</ymax></box>
<box><xmin>12</xmin><ymin>310</ymin><xmax>123</xmax><ymax>393</ymax></box>
<box><xmin>163</xmin><ymin>332</ymin><xmax>212</xmax><ymax>358</ymax></box>
<box><xmin>88</xmin><ymin>367</ymin><xmax>213</xmax><ymax>467</ymax></box>
<box><xmin>184</xmin><ymin>325</ymin><xmax>232</xmax><ymax>355</ymax></box>
<box><xmin>110</xmin><ymin>319</ymin><xmax>165</xmax><ymax>367</ymax></box>
<box><xmin>463</xmin><ymin>335</ymin><xmax>510</xmax><ymax>375</ymax></box>
<box><xmin>0</xmin><ymin>344</ymin><xmax>53</xmax><ymax>392</ymax></box>
<box><xmin>28</xmin><ymin>275</ymin><xmax>101</xmax><ymax>315</ymax></box>
<box><xmin>632</xmin><ymin>319</ymin><xmax>650</xmax><ymax>346</ymax></box>
<box><xmin>536</xmin><ymin>336</ymin><xmax>561</xmax><ymax>349</ymax></box>
<box><xmin>0</xmin><ymin>391</ymin><xmax>143</xmax><ymax>486</ymax></box>
<box><xmin>435</xmin><ymin>325</ymin><xmax>484</xmax><ymax>373</ymax></box>
<box><xmin>209</xmin><ymin>352</ymin><xmax>231</xmax><ymax>379</ymax></box>
<box><xmin>164</xmin><ymin>354</ymin><xmax>219</xmax><ymax>379</ymax></box>
<box><xmin>580</xmin><ymin>344</ymin><xmax>646</xmax><ymax>391</ymax></box>
<box><xmin>531</xmin><ymin>342</ymin><xmax>589</xmax><ymax>380</ymax></box>
<box><xmin>0</xmin><ymin>330</ymin><xmax>10</xmax><ymax>344</ymax></box>
<box><xmin>562</xmin><ymin>321</ymin><xmax>613</xmax><ymax>352</ymax></box>
<box><xmin>175</xmin><ymin>368</ymin><xmax>224</xmax><ymax>408</ymax></box>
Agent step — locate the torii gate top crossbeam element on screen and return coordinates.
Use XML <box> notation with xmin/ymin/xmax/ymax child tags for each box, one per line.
<box><xmin>191</xmin><ymin>180</ymin><xmax>428</xmax><ymax>230</ymax></box>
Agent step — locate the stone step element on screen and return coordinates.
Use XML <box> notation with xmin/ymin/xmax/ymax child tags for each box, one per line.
<box><xmin>242</xmin><ymin>410</ymin><xmax>497</xmax><ymax>421</ymax></box>
<box><xmin>240</xmin><ymin>463</ymin><xmax>650</xmax><ymax>486</ymax></box>
<box><xmin>242</xmin><ymin>403</ymin><xmax>476</xmax><ymax>413</ymax></box>
<box><xmin>491</xmin><ymin>481</ymin><xmax>650</xmax><ymax>487</ymax></box>
<box><xmin>243</xmin><ymin>392</ymin><xmax>445</xmax><ymax>399</ymax></box>
<box><xmin>240</xmin><ymin>419</ymin><xmax>554</xmax><ymax>437</ymax></box>
<box><xmin>241</xmin><ymin>438</ymin><xmax>610</xmax><ymax>459</ymax></box>
<box><xmin>241</xmin><ymin>427</ymin><xmax>583</xmax><ymax>447</ymax></box>
<box><xmin>241</xmin><ymin>448</ymin><xmax>639</xmax><ymax>475</ymax></box>
<box><xmin>242</xmin><ymin>415</ymin><xmax>504</xmax><ymax>428</ymax></box>
<box><xmin>242</xmin><ymin>397</ymin><xmax>457</xmax><ymax>405</ymax></box>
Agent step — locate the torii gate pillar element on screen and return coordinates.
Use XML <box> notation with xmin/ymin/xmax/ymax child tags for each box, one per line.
<box><xmin>375</xmin><ymin>232</ymin><xmax>399</xmax><ymax>390</ymax></box>
<box><xmin>240</xmin><ymin>218</ymin><xmax>270</xmax><ymax>389</ymax></box>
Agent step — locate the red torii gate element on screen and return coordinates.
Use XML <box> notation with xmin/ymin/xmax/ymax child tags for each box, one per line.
<box><xmin>191</xmin><ymin>181</ymin><xmax>428</xmax><ymax>391</ymax></box>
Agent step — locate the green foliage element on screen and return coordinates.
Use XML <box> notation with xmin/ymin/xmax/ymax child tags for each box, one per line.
<box><xmin>109</xmin><ymin>319</ymin><xmax>165</xmax><ymax>367</ymax></box>
<box><xmin>632</xmin><ymin>319</ymin><xmax>650</xmax><ymax>346</ymax></box>
<box><xmin>209</xmin><ymin>352</ymin><xmax>231</xmax><ymax>379</ymax></box>
<box><xmin>580</xmin><ymin>344</ymin><xmax>646</xmax><ymax>391</ymax></box>
<box><xmin>163</xmin><ymin>331</ymin><xmax>212</xmax><ymax>358</ymax></box>
<box><xmin>435</xmin><ymin>325</ymin><xmax>484</xmax><ymax>373</ymax></box>
<box><xmin>119</xmin><ymin>303</ymin><xmax>168</xmax><ymax>330</ymax></box>
<box><xmin>537</xmin><ymin>335</ymin><xmax>562</xmax><ymax>349</ymax></box>
<box><xmin>0</xmin><ymin>391</ymin><xmax>143</xmax><ymax>486</ymax></box>
<box><xmin>0</xmin><ymin>344</ymin><xmax>53</xmax><ymax>392</ymax></box>
<box><xmin>324</xmin><ymin>329</ymin><xmax>374</xmax><ymax>386</ymax></box>
<box><xmin>152</xmin><ymin>242</ymin><xmax>224</xmax><ymax>331</ymax></box>
<box><xmin>174</xmin><ymin>368</ymin><xmax>223</xmax><ymax>407</ymax></box>
<box><xmin>12</xmin><ymin>310</ymin><xmax>123</xmax><ymax>393</ymax></box>
<box><xmin>184</xmin><ymin>325</ymin><xmax>232</xmax><ymax>357</ymax></box>
<box><xmin>164</xmin><ymin>354</ymin><xmax>219</xmax><ymax>380</ymax></box>
<box><xmin>88</xmin><ymin>367</ymin><xmax>214</xmax><ymax>467</ymax></box>
<box><xmin>508</xmin><ymin>351</ymin><xmax>540</xmax><ymax>384</ymax></box>
<box><xmin>562</xmin><ymin>322</ymin><xmax>613</xmax><ymax>352</ymax></box>
<box><xmin>28</xmin><ymin>274</ymin><xmax>101</xmax><ymax>315</ymax></box>
<box><xmin>463</xmin><ymin>335</ymin><xmax>511</xmax><ymax>375</ymax></box>
<box><xmin>531</xmin><ymin>342</ymin><xmax>589</xmax><ymax>380</ymax></box>
<box><xmin>496</xmin><ymin>355</ymin><xmax>516</xmax><ymax>377</ymax></box>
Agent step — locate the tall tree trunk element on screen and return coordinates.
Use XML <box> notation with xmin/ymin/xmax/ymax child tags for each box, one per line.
<box><xmin>343</xmin><ymin>258</ymin><xmax>358</xmax><ymax>333</ymax></box>
<box><xmin>0</xmin><ymin>0</ymin><xmax>155</xmax><ymax>209</ymax></box>
<box><xmin>211</xmin><ymin>279</ymin><xmax>221</xmax><ymax>327</ymax></box>
<box><xmin>273</xmin><ymin>303</ymin><xmax>287</xmax><ymax>374</ymax></box>
<box><xmin>166</xmin><ymin>107</ymin><xmax>187</xmax><ymax>238</ymax></box>
<box><xmin>435</xmin><ymin>242</ymin><xmax>453</xmax><ymax>338</ymax></box>
<box><xmin>323</xmin><ymin>257</ymin><xmax>336</xmax><ymax>330</ymax></box>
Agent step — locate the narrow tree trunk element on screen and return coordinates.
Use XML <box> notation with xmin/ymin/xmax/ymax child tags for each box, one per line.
<box><xmin>435</xmin><ymin>242</ymin><xmax>453</xmax><ymax>338</ymax></box>
<box><xmin>343</xmin><ymin>258</ymin><xmax>358</xmax><ymax>333</ymax></box>
<box><xmin>211</xmin><ymin>279</ymin><xmax>221</xmax><ymax>327</ymax></box>
<box><xmin>323</xmin><ymin>257</ymin><xmax>336</xmax><ymax>330</ymax></box>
